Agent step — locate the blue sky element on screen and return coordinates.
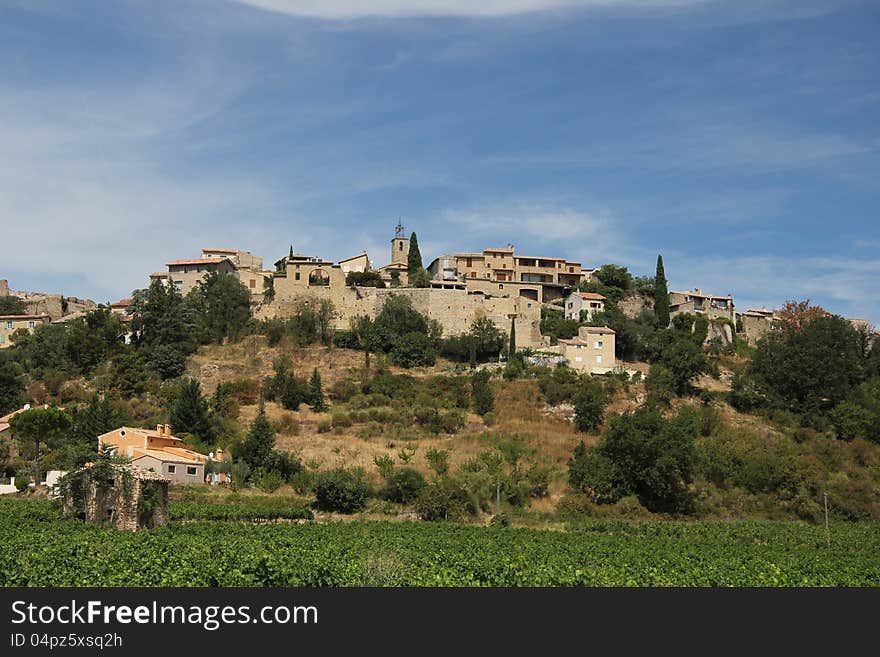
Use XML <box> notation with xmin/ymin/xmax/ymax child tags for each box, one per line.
<box><xmin>1</xmin><ymin>0</ymin><xmax>878</xmax><ymax>324</ymax></box>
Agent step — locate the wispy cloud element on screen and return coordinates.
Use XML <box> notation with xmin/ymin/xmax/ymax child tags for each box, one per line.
<box><xmin>231</xmin><ymin>0</ymin><xmax>708</xmax><ymax>20</ymax></box>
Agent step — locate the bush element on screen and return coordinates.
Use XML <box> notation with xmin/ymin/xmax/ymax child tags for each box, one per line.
<box><xmin>471</xmin><ymin>370</ymin><xmax>494</xmax><ymax>416</ymax></box>
<box><xmin>415</xmin><ymin>479</ymin><xmax>472</xmax><ymax>521</ymax></box>
<box><xmin>253</xmin><ymin>469</ymin><xmax>285</xmax><ymax>493</ymax></box>
<box><xmin>573</xmin><ymin>380</ymin><xmax>605</xmax><ymax>433</ymax></box>
<box><xmin>317</xmin><ymin>419</ymin><xmax>332</xmax><ymax>433</ymax></box>
<box><xmin>381</xmin><ymin>467</ymin><xmax>426</xmax><ymax>504</ymax></box>
<box><xmin>313</xmin><ymin>468</ymin><xmax>370</xmax><ymax>513</ymax></box>
<box><xmin>390</xmin><ymin>332</ymin><xmax>437</xmax><ymax>368</ymax></box>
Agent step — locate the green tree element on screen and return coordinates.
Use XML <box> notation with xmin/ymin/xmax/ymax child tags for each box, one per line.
<box><xmin>313</xmin><ymin>468</ymin><xmax>369</xmax><ymax>513</ymax></box>
<box><xmin>9</xmin><ymin>406</ymin><xmax>71</xmax><ymax>485</ymax></box>
<box><xmin>170</xmin><ymin>379</ymin><xmax>215</xmax><ymax>443</ymax></box>
<box><xmin>0</xmin><ymin>296</ymin><xmax>27</xmax><ymax>315</ymax></box>
<box><xmin>345</xmin><ymin>271</ymin><xmax>386</xmax><ymax>288</ymax></box>
<box><xmin>380</xmin><ymin>467</ymin><xmax>426</xmax><ymax>504</ymax></box>
<box><xmin>238</xmin><ymin>402</ymin><xmax>275</xmax><ymax>471</ymax></box>
<box><xmin>573</xmin><ymin>380</ymin><xmax>606</xmax><ymax>432</ymax></box>
<box><xmin>390</xmin><ymin>332</ymin><xmax>437</xmax><ymax>368</ymax></box>
<box><xmin>406</xmin><ymin>232</ymin><xmax>430</xmax><ymax>287</ymax></box>
<box><xmin>425</xmin><ymin>447</ymin><xmax>450</xmax><ymax>477</ymax></box>
<box><xmin>131</xmin><ymin>279</ymin><xmax>197</xmax><ymax>351</ymax></box>
<box><xmin>508</xmin><ymin>316</ymin><xmax>516</xmax><ymax>359</ymax></box>
<box><xmin>188</xmin><ymin>272</ymin><xmax>252</xmax><ymax>344</ymax></box>
<box><xmin>654</xmin><ymin>255</ymin><xmax>670</xmax><ymax>328</ymax></box>
<box><xmin>111</xmin><ymin>348</ymin><xmax>153</xmax><ymax>395</ymax></box>
<box><xmin>0</xmin><ymin>358</ymin><xmax>26</xmax><ymax>415</ymax></box>
<box><xmin>471</xmin><ymin>370</ymin><xmax>494</xmax><ymax>416</ymax></box>
<box><xmin>571</xmin><ymin>405</ymin><xmax>698</xmax><ymax>513</ymax></box>
<box><xmin>66</xmin><ymin>395</ymin><xmax>123</xmax><ymax>467</ymax></box>
<box><xmin>309</xmin><ymin>368</ymin><xmax>327</xmax><ymax>412</ymax></box>
<box><xmin>749</xmin><ymin>315</ymin><xmax>864</xmax><ymax>414</ymax></box>
<box><xmin>594</xmin><ymin>264</ymin><xmax>633</xmax><ymax>292</ymax></box>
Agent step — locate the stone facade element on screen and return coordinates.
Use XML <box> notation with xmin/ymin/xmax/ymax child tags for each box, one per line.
<box><xmin>564</xmin><ymin>291</ymin><xmax>606</xmax><ymax>321</ymax></box>
<box><xmin>739</xmin><ymin>309</ymin><xmax>776</xmax><ymax>346</ymax></box>
<box><xmin>0</xmin><ymin>314</ymin><xmax>51</xmax><ymax>349</ymax></box>
<box><xmin>669</xmin><ymin>288</ymin><xmax>735</xmax><ymax>324</ymax></box>
<box><xmin>558</xmin><ymin>326</ymin><xmax>617</xmax><ymax>374</ymax></box>
<box><xmin>62</xmin><ymin>463</ymin><xmax>170</xmax><ymax>531</ymax></box>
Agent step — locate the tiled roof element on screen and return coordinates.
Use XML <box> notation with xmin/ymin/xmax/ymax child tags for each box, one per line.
<box><xmin>0</xmin><ymin>314</ymin><xmax>50</xmax><ymax>320</ymax></box>
<box><xmin>202</xmin><ymin>248</ymin><xmax>237</xmax><ymax>253</ymax></box>
<box><xmin>131</xmin><ymin>448</ymin><xmax>204</xmax><ymax>466</ymax></box>
<box><xmin>580</xmin><ymin>326</ymin><xmax>615</xmax><ymax>334</ymax></box>
<box><xmin>110</xmin><ymin>298</ymin><xmax>133</xmax><ymax>307</ymax></box>
<box><xmin>578</xmin><ymin>292</ymin><xmax>606</xmax><ymax>300</ymax></box>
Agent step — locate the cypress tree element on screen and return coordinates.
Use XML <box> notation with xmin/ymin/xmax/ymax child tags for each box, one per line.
<box><xmin>239</xmin><ymin>401</ymin><xmax>274</xmax><ymax>470</ymax></box>
<box><xmin>509</xmin><ymin>317</ymin><xmax>516</xmax><ymax>359</ymax></box>
<box><xmin>309</xmin><ymin>368</ymin><xmax>327</xmax><ymax>412</ymax></box>
<box><xmin>654</xmin><ymin>254</ymin><xmax>670</xmax><ymax>328</ymax></box>
<box><xmin>407</xmin><ymin>232</ymin><xmax>428</xmax><ymax>287</ymax></box>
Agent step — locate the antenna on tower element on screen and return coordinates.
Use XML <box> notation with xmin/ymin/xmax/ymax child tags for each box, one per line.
<box><xmin>395</xmin><ymin>220</ymin><xmax>405</xmax><ymax>238</ymax></box>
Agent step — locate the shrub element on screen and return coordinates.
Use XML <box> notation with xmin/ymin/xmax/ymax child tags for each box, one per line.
<box><xmin>573</xmin><ymin>380</ymin><xmax>605</xmax><ymax>433</ymax></box>
<box><xmin>471</xmin><ymin>370</ymin><xmax>494</xmax><ymax>416</ymax></box>
<box><xmin>331</xmin><ymin>412</ymin><xmax>353</xmax><ymax>428</ymax></box>
<box><xmin>381</xmin><ymin>467</ymin><xmax>426</xmax><ymax>504</ymax></box>
<box><xmin>253</xmin><ymin>469</ymin><xmax>285</xmax><ymax>493</ymax></box>
<box><xmin>390</xmin><ymin>332</ymin><xmax>437</xmax><ymax>368</ymax></box>
<box><xmin>317</xmin><ymin>419</ymin><xmax>332</xmax><ymax>433</ymax></box>
<box><xmin>313</xmin><ymin>468</ymin><xmax>370</xmax><ymax>513</ymax></box>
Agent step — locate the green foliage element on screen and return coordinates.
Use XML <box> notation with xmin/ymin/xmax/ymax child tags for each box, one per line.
<box><xmin>188</xmin><ymin>272</ymin><xmax>253</xmax><ymax>344</ymax></box>
<box><xmin>3</xmin><ymin>498</ymin><xmax>880</xmax><ymax>585</ymax></box>
<box><xmin>0</xmin><ymin>358</ymin><xmax>26</xmax><ymax>415</ymax></box>
<box><xmin>238</xmin><ymin>403</ymin><xmax>275</xmax><ymax>471</ymax></box>
<box><xmin>346</xmin><ymin>271</ymin><xmax>386</xmax><ymax>288</ymax></box>
<box><xmin>131</xmin><ymin>279</ymin><xmax>198</xmax><ymax>355</ymax></box>
<box><xmin>111</xmin><ymin>348</ymin><xmax>153</xmax><ymax>396</ymax></box>
<box><xmin>170</xmin><ymin>379</ymin><xmax>215</xmax><ymax>443</ymax></box>
<box><xmin>571</xmin><ymin>405</ymin><xmax>699</xmax><ymax>513</ymax></box>
<box><xmin>573</xmin><ymin>379</ymin><xmax>606</xmax><ymax>433</ymax></box>
<box><xmin>406</xmin><ymin>232</ymin><xmax>430</xmax><ymax>287</ymax></box>
<box><xmin>425</xmin><ymin>447</ymin><xmax>450</xmax><ymax>477</ymax></box>
<box><xmin>654</xmin><ymin>255</ymin><xmax>670</xmax><ymax>327</ymax></box>
<box><xmin>144</xmin><ymin>344</ymin><xmax>188</xmax><ymax>380</ymax></box>
<box><xmin>471</xmin><ymin>370</ymin><xmax>494</xmax><ymax>416</ymax></box>
<box><xmin>308</xmin><ymin>368</ymin><xmax>327</xmax><ymax>412</ymax></box>
<box><xmin>263</xmin><ymin>357</ymin><xmax>309</xmax><ymax>411</ymax></box>
<box><xmin>0</xmin><ymin>295</ymin><xmax>27</xmax><ymax>315</ymax></box>
<box><xmin>390</xmin><ymin>332</ymin><xmax>437</xmax><ymax>368</ymax></box>
<box><xmin>748</xmin><ymin>315</ymin><xmax>866</xmax><ymax>417</ymax></box>
<box><xmin>169</xmin><ymin>497</ymin><xmax>313</xmax><ymax>521</ymax></box>
<box><xmin>9</xmin><ymin>406</ymin><xmax>71</xmax><ymax>484</ymax></box>
<box><xmin>313</xmin><ymin>468</ymin><xmax>370</xmax><ymax>513</ymax></box>
<box><xmin>540</xmin><ymin>307</ymin><xmax>580</xmax><ymax>343</ymax></box>
<box><xmin>380</xmin><ymin>467</ymin><xmax>426</xmax><ymax>504</ymax></box>
<box><xmin>441</xmin><ymin>317</ymin><xmax>506</xmax><ymax>363</ymax></box>
<box><xmin>594</xmin><ymin>264</ymin><xmax>633</xmax><ymax>292</ymax></box>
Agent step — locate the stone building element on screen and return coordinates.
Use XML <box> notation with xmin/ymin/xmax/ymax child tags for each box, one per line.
<box><xmin>152</xmin><ymin>257</ymin><xmax>237</xmax><ymax>296</ymax></box>
<box><xmin>563</xmin><ymin>291</ymin><xmax>606</xmax><ymax>321</ymax></box>
<box><xmin>558</xmin><ymin>326</ymin><xmax>616</xmax><ymax>374</ymax></box>
<box><xmin>0</xmin><ymin>313</ymin><xmax>51</xmax><ymax>349</ymax></box>
<box><xmin>668</xmin><ymin>288</ymin><xmax>735</xmax><ymax>324</ymax></box>
<box><xmin>98</xmin><ymin>425</ymin><xmax>208</xmax><ymax>485</ymax></box>
<box><xmin>149</xmin><ymin>247</ymin><xmax>273</xmax><ymax>300</ymax></box>
<box><xmin>60</xmin><ymin>462</ymin><xmax>170</xmax><ymax>531</ymax></box>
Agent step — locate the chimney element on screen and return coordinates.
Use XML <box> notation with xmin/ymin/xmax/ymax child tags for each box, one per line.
<box><xmin>156</xmin><ymin>424</ymin><xmax>163</xmax><ymax>434</ymax></box>
<box><xmin>164</xmin><ymin>424</ymin><xmax>172</xmax><ymax>437</ymax></box>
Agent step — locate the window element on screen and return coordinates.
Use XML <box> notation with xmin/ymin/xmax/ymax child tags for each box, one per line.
<box><xmin>466</xmin><ymin>259</ymin><xmax>472</xmax><ymax>268</ymax></box>
<box><xmin>595</xmin><ymin>341</ymin><xmax>603</xmax><ymax>349</ymax></box>
<box><xmin>567</xmin><ymin>302</ymin><xmax>573</xmax><ymax>309</ymax></box>
<box><xmin>596</xmin><ymin>355</ymin><xmax>602</xmax><ymax>364</ymax></box>
<box><xmin>173</xmin><ymin>281</ymin><xmax>183</xmax><ymax>292</ymax></box>
<box><xmin>470</xmin><ymin>272</ymin><xmax>476</xmax><ymax>278</ymax></box>
<box><xmin>574</xmin><ymin>356</ymin><xmax>582</xmax><ymax>362</ymax></box>
<box><xmin>249</xmin><ymin>279</ymin><xmax>256</xmax><ymax>288</ymax></box>
<box><xmin>28</xmin><ymin>321</ymin><xmax>35</xmax><ymax>329</ymax></box>
<box><xmin>167</xmin><ymin>465</ymin><xmax>176</xmax><ymax>474</ymax></box>
<box><xmin>187</xmin><ymin>466</ymin><xmax>197</xmax><ymax>476</ymax></box>
<box><xmin>399</xmin><ymin>242</ymin><xmax>403</xmax><ymax>251</ymax></box>
<box><xmin>5</xmin><ymin>321</ymin><xmax>12</xmax><ymax>330</ymax></box>
<box><xmin>295</xmin><ymin>272</ymin><xmax>301</xmax><ymax>280</ymax></box>
<box><xmin>499</xmin><ymin>284</ymin><xmax>504</xmax><ymax>289</ymax></box>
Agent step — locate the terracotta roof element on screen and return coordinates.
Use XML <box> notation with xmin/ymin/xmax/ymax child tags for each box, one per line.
<box><xmin>167</xmin><ymin>258</ymin><xmax>229</xmax><ymax>266</ymax></box>
<box><xmin>110</xmin><ymin>298</ymin><xmax>133</xmax><ymax>307</ymax></box>
<box><xmin>580</xmin><ymin>326</ymin><xmax>615</xmax><ymax>334</ymax></box>
<box><xmin>578</xmin><ymin>292</ymin><xmax>606</xmax><ymax>300</ymax></box>
<box><xmin>671</xmin><ymin>290</ymin><xmax>733</xmax><ymax>301</ymax></box>
<box><xmin>99</xmin><ymin>426</ymin><xmax>183</xmax><ymax>443</ymax></box>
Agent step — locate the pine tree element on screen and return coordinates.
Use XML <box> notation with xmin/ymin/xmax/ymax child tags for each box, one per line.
<box><xmin>309</xmin><ymin>368</ymin><xmax>327</xmax><ymax>412</ymax></box>
<box><xmin>654</xmin><ymin>254</ymin><xmax>670</xmax><ymax>328</ymax></box>
<box><xmin>238</xmin><ymin>401</ymin><xmax>275</xmax><ymax>470</ymax></box>
<box><xmin>170</xmin><ymin>379</ymin><xmax>215</xmax><ymax>442</ymax></box>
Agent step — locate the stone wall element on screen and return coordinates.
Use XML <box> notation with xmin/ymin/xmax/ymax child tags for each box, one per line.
<box><xmin>262</xmin><ymin>282</ymin><xmax>544</xmax><ymax>349</ymax></box>
<box><xmin>0</xmin><ymin>279</ymin><xmax>9</xmax><ymax>297</ymax></box>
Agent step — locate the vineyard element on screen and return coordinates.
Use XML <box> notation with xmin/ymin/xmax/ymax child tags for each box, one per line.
<box><xmin>1</xmin><ymin>499</ymin><xmax>878</xmax><ymax>586</ymax></box>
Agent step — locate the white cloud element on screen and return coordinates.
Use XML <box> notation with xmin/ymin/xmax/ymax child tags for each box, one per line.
<box><xmin>230</xmin><ymin>0</ymin><xmax>707</xmax><ymax>20</ymax></box>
